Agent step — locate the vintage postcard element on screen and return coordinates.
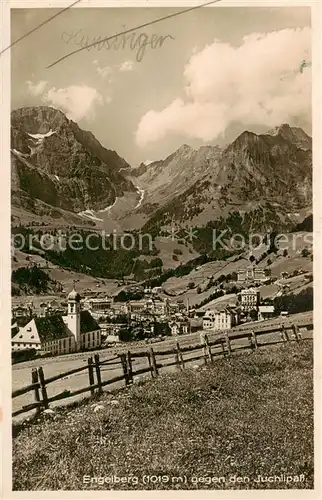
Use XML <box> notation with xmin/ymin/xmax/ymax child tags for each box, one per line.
<box><xmin>1</xmin><ymin>0</ymin><xmax>320</xmax><ymax>497</ymax></box>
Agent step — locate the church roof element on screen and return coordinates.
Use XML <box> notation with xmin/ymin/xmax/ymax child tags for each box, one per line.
<box><xmin>80</xmin><ymin>311</ymin><xmax>100</xmax><ymax>333</ymax></box>
<box><xmin>34</xmin><ymin>316</ymin><xmax>74</xmax><ymax>343</ymax></box>
<box><xmin>23</xmin><ymin>309</ymin><xmax>101</xmax><ymax>344</ymax></box>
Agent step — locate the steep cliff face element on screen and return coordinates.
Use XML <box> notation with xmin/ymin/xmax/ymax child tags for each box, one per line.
<box><xmin>221</xmin><ymin>126</ymin><xmax>312</xmax><ymax>206</ymax></box>
<box><xmin>11</xmin><ymin>106</ymin><xmax>136</xmax><ymax>216</ymax></box>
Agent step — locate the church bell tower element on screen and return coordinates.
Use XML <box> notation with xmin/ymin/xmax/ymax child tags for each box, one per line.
<box><xmin>67</xmin><ymin>285</ymin><xmax>81</xmax><ymax>349</ymax></box>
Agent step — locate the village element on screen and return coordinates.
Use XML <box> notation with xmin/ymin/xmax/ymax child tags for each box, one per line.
<box><xmin>11</xmin><ymin>263</ymin><xmax>303</xmax><ymax>358</ymax></box>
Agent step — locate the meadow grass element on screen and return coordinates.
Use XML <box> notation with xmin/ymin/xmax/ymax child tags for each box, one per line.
<box><xmin>12</xmin><ymin>342</ymin><xmax>313</xmax><ymax>491</ymax></box>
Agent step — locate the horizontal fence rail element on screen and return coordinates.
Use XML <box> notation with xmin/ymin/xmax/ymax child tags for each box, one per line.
<box><xmin>12</xmin><ymin>320</ymin><xmax>313</xmax><ymax>419</ymax></box>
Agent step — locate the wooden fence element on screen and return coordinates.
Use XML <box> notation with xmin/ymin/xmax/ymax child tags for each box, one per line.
<box><xmin>12</xmin><ymin>321</ymin><xmax>313</xmax><ymax>419</ymax></box>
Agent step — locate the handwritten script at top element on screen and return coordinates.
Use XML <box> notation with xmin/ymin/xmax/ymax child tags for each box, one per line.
<box><xmin>61</xmin><ymin>29</ymin><xmax>175</xmax><ymax>62</ymax></box>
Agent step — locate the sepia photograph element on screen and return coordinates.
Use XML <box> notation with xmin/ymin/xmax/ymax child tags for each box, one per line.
<box><xmin>6</xmin><ymin>0</ymin><xmax>317</xmax><ymax>493</ymax></box>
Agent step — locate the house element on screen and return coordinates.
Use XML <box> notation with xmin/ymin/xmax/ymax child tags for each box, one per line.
<box><xmin>12</xmin><ymin>288</ymin><xmax>101</xmax><ymax>355</ymax></box>
<box><xmin>203</xmin><ymin>308</ymin><xmax>238</xmax><ymax>331</ymax></box>
<box><xmin>103</xmin><ymin>334</ymin><xmax>120</xmax><ymax>345</ymax></box>
<box><xmin>99</xmin><ymin>323</ymin><xmax>126</xmax><ymax>336</ymax></box>
<box><xmin>169</xmin><ymin>320</ymin><xmax>189</xmax><ymax>336</ymax></box>
<box><xmin>12</xmin><ymin>305</ymin><xmax>32</xmax><ymax>319</ymax></box>
<box><xmin>152</xmin><ymin>299</ymin><xmax>167</xmax><ymax>316</ymax></box>
<box><xmin>258</xmin><ymin>305</ymin><xmax>275</xmax><ymax>321</ymax></box>
<box><xmin>11</xmin><ymin>317</ymin><xmax>42</xmax><ymax>351</ymax></box>
<box><xmin>240</xmin><ymin>288</ymin><xmax>260</xmax><ymax>312</ymax></box>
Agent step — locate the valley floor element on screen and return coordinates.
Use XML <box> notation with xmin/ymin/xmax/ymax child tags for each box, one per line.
<box><xmin>12</xmin><ymin>342</ymin><xmax>313</xmax><ymax>491</ymax></box>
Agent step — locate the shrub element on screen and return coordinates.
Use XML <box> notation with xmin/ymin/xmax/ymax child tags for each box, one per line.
<box><xmin>301</xmin><ymin>248</ymin><xmax>309</xmax><ymax>258</ymax></box>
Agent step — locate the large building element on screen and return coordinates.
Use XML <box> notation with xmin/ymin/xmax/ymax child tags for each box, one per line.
<box><xmin>82</xmin><ymin>296</ymin><xmax>114</xmax><ymax>319</ymax></box>
<box><xmin>127</xmin><ymin>298</ymin><xmax>168</xmax><ymax>318</ymax></box>
<box><xmin>238</xmin><ymin>266</ymin><xmax>266</xmax><ymax>283</ymax></box>
<box><xmin>240</xmin><ymin>288</ymin><xmax>260</xmax><ymax>312</ymax></box>
<box><xmin>12</xmin><ymin>288</ymin><xmax>101</xmax><ymax>355</ymax></box>
<box><xmin>203</xmin><ymin>308</ymin><xmax>239</xmax><ymax>331</ymax></box>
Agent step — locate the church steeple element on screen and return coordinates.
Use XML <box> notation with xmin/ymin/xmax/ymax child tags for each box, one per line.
<box><xmin>67</xmin><ymin>284</ymin><xmax>81</xmax><ymax>349</ymax></box>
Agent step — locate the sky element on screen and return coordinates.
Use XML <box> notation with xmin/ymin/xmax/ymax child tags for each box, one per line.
<box><xmin>11</xmin><ymin>6</ymin><xmax>311</xmax><ymax>166</ymax></box>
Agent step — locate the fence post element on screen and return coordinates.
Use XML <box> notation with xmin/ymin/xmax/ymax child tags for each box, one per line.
<box><xmin>149</xmin><ymin>347</ymin><xmax>158</xmax><ymax>377</ymax></box>
<box><xmin>220</xmin><ymin>337</ymin><xmax>226</xmax><ymax>356</ymax></box>
<box><xmin>204</xmin><ymin>334</ymin><xmax>213</xmax><ymax>363</ymax></box>
<box><xmin>127</xmin><ymin>350</ymin><xmax>133</xmax><ymax>383</ymax></box>
<box><xmin>31</xmin><ymin>368</ymin><xmax>41</xmax><ymax>415</ymax></box>
<box><xmin>250</xmin><ymin>330</ymin><xmax>258</xmax><ymax>350</ymax></box>
<box><xmin>120</xmin><ymin>353</ymin><xmax>130</xmax><ymax>385</ymax></box>
<box><xmin>176</xmin><ymin>341</ymin><xmax>185</xmax><ymax>370</ymax></box>
<box><xmin>280</xmin><ymin>325</ymin><xmax>289</xmax><ymax>344</ymax></box>
<box><xmin>88</xmin><ymin>357</ymin><xmax>95</xmax><ymax>395</ymax></box>
<box><xmin>200</xmin><ymin>332</ymin><xmax>207</xmax><ymax>364</ymax></box>
<box><xmin>292</xmin><ymin>324</ymin><xmax>301</xmax><ymax>342</ymax></box>
<box><xmin>94</xmin><ymin>354</ymin><xmax>102</xmax><ymax>395</ymax></box>
<box><xmin>225</xmin><ymin>332</ymin><xmax>232</xmax><ymax>357</ymax></box>
<box><xmin>147</xmin><ymin>351</ymin><xmax>154</xmax><ymax>378</ymax></box>
<box><xmin>174</xmin><ymin>350</ymin><xmax>180</xmax><ymax>370</ymax></box>
<box><xmin>38</xmin><ymin>367</ymin><xmax>49</xmax><ymax>410</ymax></box>
<box><xmin>175</xmin><ymin>341</ymin><xmax>183</xmax><ymax>371</ymax></box>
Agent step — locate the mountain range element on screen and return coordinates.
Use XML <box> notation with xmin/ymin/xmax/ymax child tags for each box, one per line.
<box><xmin>139</xmin><ymin>124</ymin><xmax>312</xmax><ymax>234</ymax></box>
<box><xmin>11</xmin><ymin>106</ymin><xmax>312</xmax><ymax>235</ymax></box>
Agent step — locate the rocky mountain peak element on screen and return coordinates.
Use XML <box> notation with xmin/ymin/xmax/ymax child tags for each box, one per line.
<box><xmin>225</xmin><ymin>129</ymin><xmax>264</xmax><ymax>156</ymax></box>
<box><xmin>11</xmin><ymin>106</ymin><xmax>68</xmax><ymax>135</ymax></box>
<box><xmin>266</xmin><ymin>123</ymin><xmax>312</xmax><ymax>149</ymax></box>
<box><xmin>11</xmin><ymin>105</ymin><xmax>136</xmax><ymax>218</ymax></box>
<box><xmin>175</xmin><ymin>144</ymin><xmax>195</xmax><ymax>156</ymax></box>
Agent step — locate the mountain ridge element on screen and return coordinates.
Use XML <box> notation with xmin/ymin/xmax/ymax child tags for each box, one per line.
<box><xmin>139</xmin><ymin>124</ymin><xmax>312</xmax><ymax>235</ymax></box>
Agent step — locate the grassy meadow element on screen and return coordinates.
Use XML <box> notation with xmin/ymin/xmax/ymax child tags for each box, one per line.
<box><xmin>13</xmin><ymin>342</ymin><xmax>313</xmax><ymax>491</ymax></box>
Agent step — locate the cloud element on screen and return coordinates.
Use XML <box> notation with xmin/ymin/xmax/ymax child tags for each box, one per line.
<box><xmin>26</xmin><ymin>80</ymin><xmax>48</xmax><ymax>96</ymax></box>
<box><xmin>43</xmin><ymin>85</ymin><xmax>103</xmax><ymax>122</ymax></box>
<box><xmin>119</xmin><ymin>60</ymin><xmax>134</xmax><ymax>72</ymax></box>
<box><xmin>136</xmin><ymin>27</ymin><xmax>311</xmax><ymax>147</ymax></box>
<box><xmin>92</xmin><ymin>61</ymin><xmax>113</xmax><ymax>80</ymax></box>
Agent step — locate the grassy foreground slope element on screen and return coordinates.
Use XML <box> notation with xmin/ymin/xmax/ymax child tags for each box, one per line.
<box><xmin>13</xmin><ymin>343</ymin><xmax>313</xmax><ymax>491</ymax></box>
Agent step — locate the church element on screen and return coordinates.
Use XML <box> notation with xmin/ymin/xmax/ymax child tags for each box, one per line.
<box><xmin>11</xmin><ymin>288</ymin><xmax>101</xmax><ymax>355</ymax></box>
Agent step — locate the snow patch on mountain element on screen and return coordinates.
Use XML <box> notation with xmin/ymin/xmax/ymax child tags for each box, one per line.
<box><xmin>134</xmin><ymin>186</ymin><xmax>145</xmax><ymax>209</ymax></box>
<box><xmin>78</xmin><ymin>209</ymin><xmax>103</xmax><ymax>222</ymax></box>
<box><xmin>12</xmin><ymin>148</ymin><xmax>28</xmax><ymax>158</ymax></box>
<box><xmin>27</xmin><ymin>130</ymin><xmax>56</xmax><ymax>139</ymax></box>
<box><xmin>98</xmin><ymin>198</ymin><xmax>118</xmax><ymax>213</ymax></box>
